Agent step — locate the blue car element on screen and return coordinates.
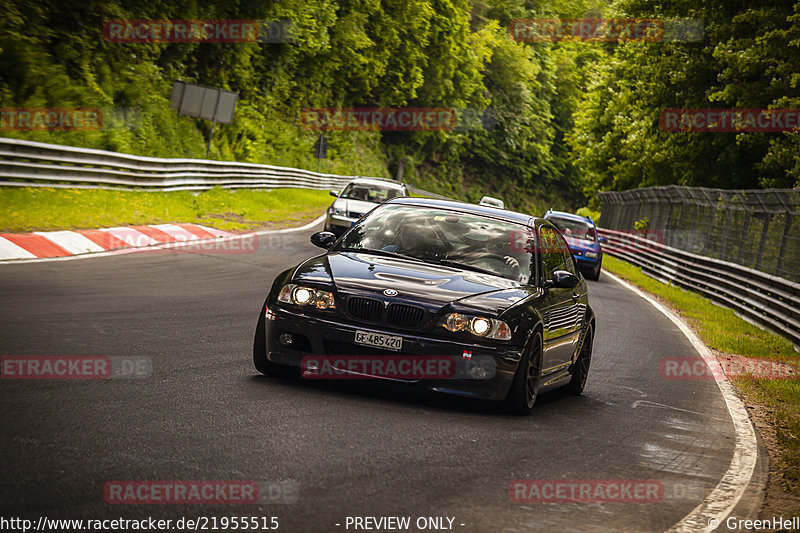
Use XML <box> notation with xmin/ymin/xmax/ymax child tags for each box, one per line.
<box><xmin>543</xmin><ymin>210</ymin><xmax>605</xmax><ymax>281</ymax></box>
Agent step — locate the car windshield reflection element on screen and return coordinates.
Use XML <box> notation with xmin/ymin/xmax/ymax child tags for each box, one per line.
<box><xmin>339</xmin><ymin>184</ymin><xmax>403</xmax><ymax>203</ymax></box>
<box><xmin>336</xmin><ymin>205</ymin><xmax>534</xmax><ymax>282</ymax></box>
<box><xmin>548</xmin><ymin>217</ymin><xmax>597</xmax><ymax>242</ymax></box>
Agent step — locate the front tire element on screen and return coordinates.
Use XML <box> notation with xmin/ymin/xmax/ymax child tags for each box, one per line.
<box><xmin>567</xmin><ymin>324</ymin><xmax>593</xmax><ymax>395</ymax></box>
<box><xmin>253</xmin><ymin>303</ymin><xmax>272</xmax><ymax>374</ymax></box>
<box><xmin>586</xmin><ymin>262</ymin><xmax>601</xmax><ymax>281</ymax></box>
<box><xmin>504</xmin><ymin>332</ymin><xmax>542</xmax><ymax>416</ymax></box>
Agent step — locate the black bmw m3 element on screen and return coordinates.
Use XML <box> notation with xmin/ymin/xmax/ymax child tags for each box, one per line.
<box><xmin>254</xmin><ymin>198</ymin><xmax>595</xmax><ymax>415</ymax></box>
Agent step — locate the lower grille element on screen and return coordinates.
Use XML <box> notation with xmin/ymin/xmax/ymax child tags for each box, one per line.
<box><xmin>348</xmin><ymin>297</ymin><xmax>384</xmax><ymax>321</ymax></box>
<box><xmin>386</xmin><ymin>303</ymin><xmax>425</xmax><ymax>328</ymax></box>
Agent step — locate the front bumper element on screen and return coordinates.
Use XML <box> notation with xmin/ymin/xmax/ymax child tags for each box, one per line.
<box><xmin>324</xmin><ymin>214</ymin><xmax>357</xmax><ymax>235</ymax></box>
<box><xmin>573</xmin><ymin>252</ymin><xmax>601</xmax><ymax>268</ymax></box>
<box><xmin>262</xmin><ymin>305</ymin><xmax>521</xmax><ymax>401</ymax></box>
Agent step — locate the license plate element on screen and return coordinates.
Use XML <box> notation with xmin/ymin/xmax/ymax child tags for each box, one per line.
<box><xmin>354</xmin><ymin>330</ymin><xmax>403</xmax><ymax>351</ymax></box>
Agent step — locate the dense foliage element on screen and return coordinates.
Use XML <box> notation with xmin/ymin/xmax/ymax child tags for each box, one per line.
<box><xmin>1</xmin><ymin>0</ymin><xmax>797</xmax><ymax>214</ymax></box>
<box><xmin>571</xmin><ymin>0</ymin><xmax>800</xmax><ymax>204</ymax></box>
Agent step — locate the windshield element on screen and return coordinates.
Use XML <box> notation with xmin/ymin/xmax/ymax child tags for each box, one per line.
<box><xmin>548</xmin><ymin>217</ymin><xmax>597</xmax><ymax>243</ymax></box>
<box><xmin>337</xmin><ymin>205</ymin><xmax>534</xmax><ymax>282</ymax></box>
<box><xmin>339</xmin><ymin>183</ymin><xmax>403</xmax><ymax>203</ymax></box>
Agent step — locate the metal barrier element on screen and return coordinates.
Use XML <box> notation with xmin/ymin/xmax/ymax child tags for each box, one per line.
<box><xmin>0</xmin><ymin>137</ymin><xmax>365</xmax><ymax>191</ymax></box>
<box><xmin>0</xmin><ymin>137</ymin><xmax>455</xmax><ymax>203</ymax></box>
<box><xmin>598</xmin><ymin>185</ymin><xmax>800</xmax><ymax>283</ymax></box>
<box><xmin>598</xmin><ymin>228</ymin><xmax>800</xmax><ymax>347</ymax></box>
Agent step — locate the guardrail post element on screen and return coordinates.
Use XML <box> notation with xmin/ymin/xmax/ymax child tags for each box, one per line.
<box><xmin>687</xmin><ymin>189</ymin><xmax>702</xmax><ymax>252</ymax></box>
<box><xmin>718</xmin><ymin>191</ymin><xmax>737</xmax><ymax>261</ymax></box>
<box><xmin>718</xmin><ymin>210</ymin><xmax>733</xmax><ymax>261</ymax></box>
<box><xmin>616</xmin><ymin>192</ymin><xmax>628</xmax><ymax>230</ymax></box>
<box><xmin>636</xmin><ymin>189</ymin><xmax>648</xmax><ymax>230</ymax></box>
<box><xmin>737</xmin><ymin>204</ymin><xmax>752</xmax><ymax>265</ymax></box>
<box><xmin>700</xmin><ymin>189</ymin><xmax>719</xmax><ymax>256</ymax></box>
<box><xmin>754</xmin><ymin>213</ymin><xmax>772</xmax><ymax>271</ymax></box>
<box><xmin>776</xmin><ymin>213</ymin><xmax>792</xmax><ymax>277</ymax></box>
<box><xmin>655</xmin><ymin>187</ymin><xmax>669</xmax><ymax>231</ymax></box>
<box><xmin>665</xmin><ymin>186</ymin><xmax>681</xmax><ymax>248</ymax></box>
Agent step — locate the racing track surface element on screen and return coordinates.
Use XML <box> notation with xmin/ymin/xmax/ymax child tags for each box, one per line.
<box><xmin>0</xmin><ymin>224</ymin><xmax>765</xmax><ymax>532</ymax></box>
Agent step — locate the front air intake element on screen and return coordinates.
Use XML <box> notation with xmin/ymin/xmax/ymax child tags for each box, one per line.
<box><xmin>347</xmin><ymin>297</ymin><xmax>384</xmax><ymax>321</ymax></box>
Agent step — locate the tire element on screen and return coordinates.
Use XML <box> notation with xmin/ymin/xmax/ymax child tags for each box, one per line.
<box><xmin>253</xmin><ymin>303</ymin><xmax>272</xmax><ymax>374</ymax></box>
<box><xmin>504</xmin><ymin>332</ymin><xmax>543</xmax><ymax>416</ymax></box>
<box><xmin>253</xmin><ymin>303</ymin><xmax>299</xmax><ymax>378</ymax></box>
<box><xmin>586</xmin><ymin>263</ymin><xmax>601</xmax><ymax>281</ymax></box>
<box><xmin>567</xmin><ymin>324</ymin><xmax>593</xmax><ymax>395</ymax></box>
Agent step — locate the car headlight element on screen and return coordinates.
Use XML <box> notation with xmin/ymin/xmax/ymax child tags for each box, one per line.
<box><xmin>330</xmin><ymin>207</ymin><xmax>346</xmax><ymax>216</ymax></box>
<box><xmin>278</xmin><ymin>284</ymin><xmax>337</xmax><ymax>310</ymax></box>
<box><xmin>584</xmin><ymin>252</ymin><xmax>599</xmax><ymax>259</ymax></box>
<box><xmin>442</xmin><ymin>313</ymin><xmax>512</xmax><ymax>340</ymax></box>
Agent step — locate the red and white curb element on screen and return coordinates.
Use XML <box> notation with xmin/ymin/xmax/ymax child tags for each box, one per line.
<box><xmin>0</xmin><ymin>215</ymin><xmax>326</xmax><ymax>264</ymax></box>
<box><xmin>0</xmin><ymin>224</ymin><xmax>232</xmax><ymax>261</ymax></box>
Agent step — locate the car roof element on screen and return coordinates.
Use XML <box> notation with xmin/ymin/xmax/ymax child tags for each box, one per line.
<box><xmin>345</xmin><ymin>178</ymin><xmax>406</xmax><ymax>190</ymax></box>
<box><xmin>387</xmin><ymin>197</ymin><xmax>536</xmax><ymax>226</ymax></box>
<box><xmin>544</xmin><ymin>209</ymin><xmax>594</xmax><ymax>225</ymax></box>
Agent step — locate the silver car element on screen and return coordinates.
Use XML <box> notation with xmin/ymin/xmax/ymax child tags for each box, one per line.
<box><xmin>324</xmin><ymin>178</ymin><xmax>408</xmax><ymax>236</ymax></box>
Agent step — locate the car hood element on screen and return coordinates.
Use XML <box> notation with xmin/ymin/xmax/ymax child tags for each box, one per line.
<box><xmin>292</xmin><ymin>251</ymin><xmax>537</xmax><ymax>313</ymax></box>
<box><xmin>332</xmin><ymin>198</ymin><xmax>378</xmax><ymax>217</ymax></box>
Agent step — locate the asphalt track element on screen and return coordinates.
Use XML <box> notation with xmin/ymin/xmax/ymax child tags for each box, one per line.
<box><xmin>0</xmin><ymin>223</ymin><xmax>766</xmax><ymax>532</ymax></box>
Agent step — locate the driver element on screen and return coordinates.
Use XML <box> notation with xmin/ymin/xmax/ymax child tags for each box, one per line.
<box><xmin>383</xmin><ymin>220</ymin><xmax>441</xmax><ymax>259</ymax></box>
<box><xmin>501</xmin><ymin>255</ymin><xmax>522</xmax><ymax>279</ymax></box>
<box><xmin>456</xmin><ymin>229</ymin><xmax>525</xmax><ymax>281</ymax></box>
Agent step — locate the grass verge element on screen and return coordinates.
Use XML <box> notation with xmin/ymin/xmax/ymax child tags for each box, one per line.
<box><xmin>0</xmin><ymin>187</ymin><xmax>333</xmax><ymax>232</ymax></box>
<box><xmin>603</xmin><ymin>255</ymin><xmax>800</xmax><ymax>498</ymax></box>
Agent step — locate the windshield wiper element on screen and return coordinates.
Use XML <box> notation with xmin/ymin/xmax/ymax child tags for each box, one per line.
<box><xmin>426</xmin><ymin>259</ymin><xmax>500</xmax><ymax>277</ymax></box>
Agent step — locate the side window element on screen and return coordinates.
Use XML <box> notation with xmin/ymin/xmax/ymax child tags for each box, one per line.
<box><xmin>539</xmin><ymin>227</ymin><xmax>566</xmax><ymax>279</ymax></box>
<box><xmin>553</xmin><ymin>231</ymin><xmax>578</xmax><ymax>276</ymax></box>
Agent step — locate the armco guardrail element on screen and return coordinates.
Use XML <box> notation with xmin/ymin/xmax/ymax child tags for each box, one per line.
<box><xmin>0</xmin><ymin>137</ymin><xmax>362</xmax><ymax>192</ymax></box>
<box><xmin>0</xmin><ymin>137</ymin><xmax>453</xmax><ymax>200</ymax></box>
<box><xmin>599</xmin><ymin>228</ymin><xmax>800</xmax><ymax>347</ymax></box>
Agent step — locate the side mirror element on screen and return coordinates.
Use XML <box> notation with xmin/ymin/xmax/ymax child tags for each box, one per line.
<box><xmin>329</xmin><ymin>190</ymin><xmax>340</xmax><ymax>198</ymax></box>
<box><xmin>544</xmin><ymin>270</ymin><xmax>580</xmax><ymax>289</ymax></box>
<box><xmin>598</xmin><ymin>235</ymin><xmax>608</xmax><ymax>244</ymax></box>
<box><xmin>310</xmin><ymin>231</ymin><xmax>337</xmax><ymax>250</ymax></box>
